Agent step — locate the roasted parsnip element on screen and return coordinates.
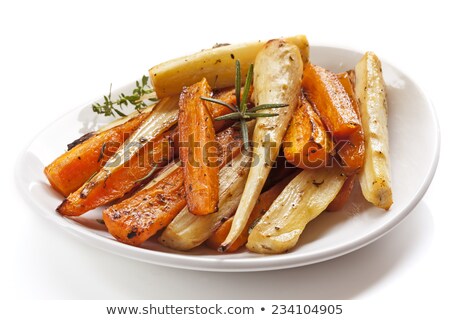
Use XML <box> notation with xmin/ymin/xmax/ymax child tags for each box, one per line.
<box><xmin>355</xmin><ymin>52</ymin><xmax>392</xmax><ymax>209</ymax></box>
<box><xmin>150</xmin><ymin>35</ymin><xmax>309</xmax><ymax>98</ymax></box>
<box><xmin>247</xmin><ymin>167</ymin><xmax>346</xmax><ymax>254</ymax></box>
<box><xmin>220</xmin><ymin>39</ymin><xmax>303</xmax><ymax>251</ymax></box>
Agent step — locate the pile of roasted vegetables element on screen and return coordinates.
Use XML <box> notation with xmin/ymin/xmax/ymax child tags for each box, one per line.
<box><xmin>45</xmin><ymin>35</ymin><xmax>393</xmax><ymax>254</ymax></box>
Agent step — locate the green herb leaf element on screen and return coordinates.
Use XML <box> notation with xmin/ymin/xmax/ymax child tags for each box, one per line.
<box><xmin>92</xmin><ymin>76</ymin><xmax>157</xmax><ymax>117</ymax></box>
<box><xmin>200</xmin><ymin>97</ymin><xmax>237</xmax><ymax>112</ymax></box>
<box><xmin>240</xmin><ymin>64</ymin><xmax>253</xmax><ymax>113</ymax></box>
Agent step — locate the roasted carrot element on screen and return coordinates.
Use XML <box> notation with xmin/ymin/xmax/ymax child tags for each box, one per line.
<box><xmin>179</xmin><ymin>78</ymin><xmax>219</xmax><ymax>215</ymax></box>
<box><xmin>206</xmin><ymin>173</ymin><xmax>295</xmax><ymax>252</ymax></box>
<box><xmin>283</xmin><ymin>95</ymin><xmax>331</xmax><ymax>169</ymax></box>
<box><xmin>336</xmin><ymin>72</ymin><xmax>365</xmax><ymax>174</ymax></box>
<box><xmin>302</xmin><ymin>63</ymin><xmax>360</xmax><ymax>140</ymax></box>
<box><xmin>103</xmin><ymin>124</ymin><xmax>245</xmax><ymax>246</ymax></box>
<box><xmin>326</xmin><ymin>174</ymin><xmax>356</xmax><ymax>211</ymax></box>
<box><xmin>44</xmin><ymin>110</ymin><xmax>152</xmax><ymax>197</ymax></box>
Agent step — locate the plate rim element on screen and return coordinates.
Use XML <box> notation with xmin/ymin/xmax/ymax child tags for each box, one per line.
<box><xmin>16</xmin><ymin>45</ymin><xmax>441</xmax><ymax>272</ymax></box>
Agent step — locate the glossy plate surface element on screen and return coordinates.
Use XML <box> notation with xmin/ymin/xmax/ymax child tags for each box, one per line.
<box><xmin>17</xmin><ymin>46</ymin><xmax>440</xmax><ymax>271</ymax></box>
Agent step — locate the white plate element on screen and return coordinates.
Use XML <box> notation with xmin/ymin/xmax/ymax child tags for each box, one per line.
<box><xmin>16</xmin><ymin>46</ymin><xmax>440</xmax><ymax>272</ymax></box>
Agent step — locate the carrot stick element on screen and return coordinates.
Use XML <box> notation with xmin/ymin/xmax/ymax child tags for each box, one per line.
<box><xmin>336</xmin><ymin>72</ymin><xmax>365</xmax><ymax>174</ymax></box>
<box><xmin>302</xmin><ymin>63</ymin><xmax>360</xmax><ymax>139</ymax></box>
<box><xmin>178</xmin><ymin>78</ymin><xmax>218</xmax><ymax>215</ymax></box>
<box><xmin>283</xmin><ymin>95</ymin><xmax>331</xmax><ymax>169</ymax></box>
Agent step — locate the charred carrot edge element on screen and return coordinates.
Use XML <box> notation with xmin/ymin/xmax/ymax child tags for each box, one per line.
<box><xmin>206</xmin><ymin>172</ymin><xmax>296</xmax><ymax>252</ymax></box>
<box><xmin>56</xmin><ymin>88</ymin><xmax>237</xmax><ymax>216</ymax></box>
<box><xmin>302</xmin><ymin>63</ymin><xmax>360</xmax><ymax>139</ymax></box>
<box><xmin>44</xmin><ymin>111</ymin><xmax>151</xmax><ymax>197</ymax></box>
<box><xmin>336</xmin><ymin>72</ymin><xmax>365</xmax><ymax>174</ymax></box>
<box><xmin>103</xmin><ymin>124</ymin><xmax>244</xmax><ymax>246</ymax></box>
<box><xmin>179</xmin><ymin>78</ymin><xmax>219</xmax><ymax>215</ymax></box>
<box><xmin>326</xmin><ymin>174</ymin><xmax>356</xmax><ymax>211</ymax></box>
<box><xmin>283</xmin><ymin>95</ymin><xmax>330</xmax><ymax>169</ymax></box>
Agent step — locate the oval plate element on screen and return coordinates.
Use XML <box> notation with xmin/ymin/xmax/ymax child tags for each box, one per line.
<box><xmin>16</xmin><ymin>46</ymin><xmax>440</xmax><ymax>272</ymax></box>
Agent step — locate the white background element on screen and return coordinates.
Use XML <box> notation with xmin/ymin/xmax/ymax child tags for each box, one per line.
<box><xmin>1</xmin><ymin>0</ymin><xmax>448</xmax><ymax>306</ymax></box>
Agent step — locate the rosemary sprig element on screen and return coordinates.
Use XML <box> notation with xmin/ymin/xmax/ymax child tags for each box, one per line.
<box><xmin>92</xmin><ymin>75</ymin><xmax>158</xmax><ymax>117</ymax></box>
<box><xmin>201</xmin><ymin>60</ymin><xmax>288</xmax><ymax>150</ymax></box>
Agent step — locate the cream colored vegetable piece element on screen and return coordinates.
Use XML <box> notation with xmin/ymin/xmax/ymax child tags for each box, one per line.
<box><xmin>150</xmin><ymin>35</ymin><xmax>309</xmax><ymax>98</ymax></box>
<box><xmin>220</xmin><ymin>39</ymin><xmax>303</xmax><ymax>251</ymax></box>
<box><xmin>247</xmin><ymin>167</ymin><xmax>346</xmax><ymax>254</ymax></box>
<box><xmin>355</xmin><ymin>52</ymin><xmax>393</xmax><ymax>210</ymax></box>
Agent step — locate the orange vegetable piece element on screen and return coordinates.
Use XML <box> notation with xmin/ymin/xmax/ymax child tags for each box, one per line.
<box><xmin>283</xmin><ymin>95</ymin><xmax>331</xmax><ymax>169</ymax></box>
<box><xmin>178</xmin><ymin>78</ymin><xmax>219</xmax><ymax>215</ymax></box>
<box><xmin>335</xmin><ymin>72</ymin><xmax>365</xmax><ymax>174</ymax></box>
<box><xmin>302</xmin><ymin>63</ymin><xmax>360</xmax><ymax>140</ymax></box>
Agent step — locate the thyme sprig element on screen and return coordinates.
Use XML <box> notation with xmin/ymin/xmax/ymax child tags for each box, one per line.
<box><xmin>201</xmin><ymin>61</ymin><xmax>288</xmax><ymax>150</ymax></box>
<box><xmin>92</xmin><ymin>75</ymin><xmax>158</xmax><ymax>117</ymax></box>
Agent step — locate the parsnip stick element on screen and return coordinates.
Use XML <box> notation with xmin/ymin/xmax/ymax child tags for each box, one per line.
<box><xmin>150</xmin><ymin>35</ymin><xmax>309</xmax><ymax>98</ymax></box>
<box><xmin>247</xmin><ymin>167</ymin><xmax>346</xmax><ymax>254</ymax></box>
<box><xmin>355</xmin><ymin>52</ymin><xmax>392</xmax><ymax>210</ymax></box>
<box><xmin>220</xmin><ymin>39</ymin><xmax>303</xmax><ymax>251</ymax></box>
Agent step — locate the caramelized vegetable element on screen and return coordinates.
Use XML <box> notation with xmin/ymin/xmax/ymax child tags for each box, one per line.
<box><xmin>283</xmin><ymin>95</ymin><xmax>330</xmax><ymax>169</ymax></box>
<box><xmin>44</xmin><ymin>110</ymin><xmax>152</xmax><ymax>197</ymax></box>
<box><xmin>302</xmin><ymin>63</ymin><xmax>360</xmax><ymax>139</ymax></box>
<box><xmin>206</xmin><ymin>173</ymin><xmax>295</xmax><ymax>252</ymax></box>
<box><xmin>326</xmin><ymin>174</ymin><xmax>356</xmax><ymax>211</ymax></box>
<box><xmin>179</xmin><ymin>78</ymin><xmax>219</xmax><ymax>215</ymax></box>
<box><xmin>335</xmin><ymin>72</ymin><xmax>365</xmax><ymax>174</ymax></box>
<box><xmin>103</xmin><ymin>124</ymin><xmax>245</xmax><ymax>246</ymax></box>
